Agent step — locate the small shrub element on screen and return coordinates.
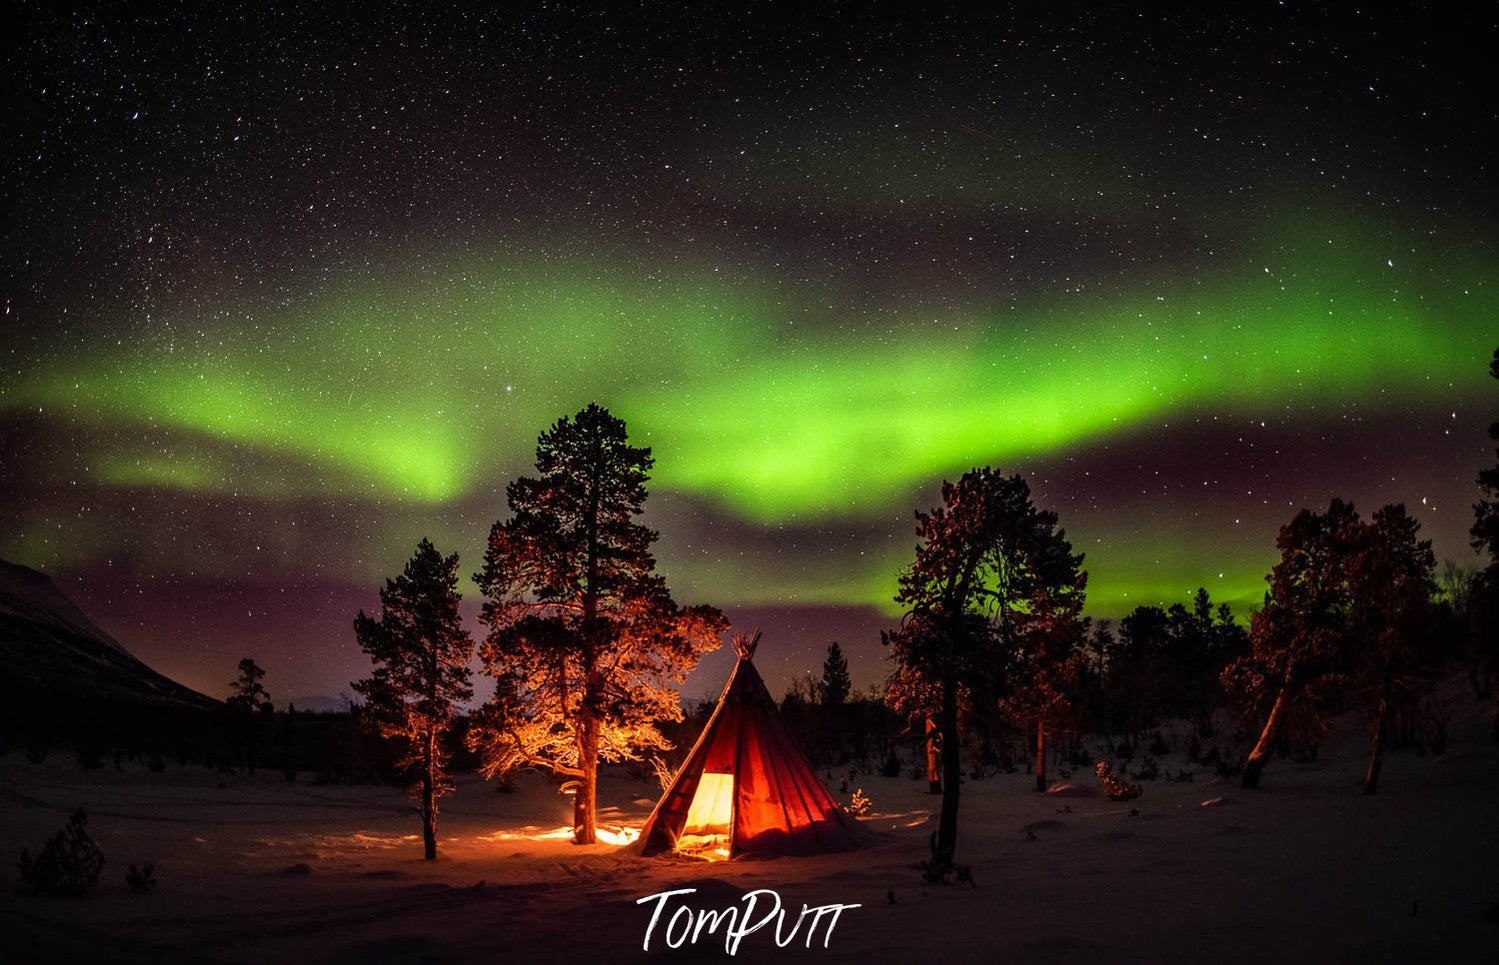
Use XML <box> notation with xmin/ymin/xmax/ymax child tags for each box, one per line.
<box><xmin>849</xmin><ymin>788</ymin><xmax>873</xmax><ymax>816</ymax></box>
<box><xmin>879</xmin><ymin>750</ymin><xmax>902</xmax><ymax>778</ymax></box>
<box><xmin>17</xmin><ymin>808</ymin><xmax>106</xmax><ymax>896</ymax></box>
<box><xmin>1134</xmin><ymin>755</ymin><xmax>1160</xmax><ymax>781</ymax></box>
<box><xmin>1095</xmin><ymin>762</ymin><xmax>1142</xmax><ymax>802</ymax></box>
<box><xmin>125</xmin><ymin>863</ymin><xmax>157</xmax><ymax>894</ymax></box>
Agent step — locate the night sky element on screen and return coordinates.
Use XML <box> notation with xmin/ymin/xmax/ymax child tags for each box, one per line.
<box><xmin>3</xmin><ymin>3</ymin><xmax>1495</xmax><ymax>705</ymax></box>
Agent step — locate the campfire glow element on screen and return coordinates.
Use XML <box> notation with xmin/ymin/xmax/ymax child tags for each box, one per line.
<box><xmin>479</xmin><ymin>825</ymin><xmax>641</xmax><ymax>846</ymax></box>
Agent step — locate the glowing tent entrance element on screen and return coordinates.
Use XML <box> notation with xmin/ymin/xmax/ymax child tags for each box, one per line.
<box><xmin>639</xmin><ymin>633</ymin><xmax>865</xmax><ymax>859</ymax></box>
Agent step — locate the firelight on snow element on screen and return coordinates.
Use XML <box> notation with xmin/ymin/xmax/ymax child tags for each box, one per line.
<box><xmin>481</xmin><ymin>826</ymin><xmax>640</xmax><ymax>846</ymax></box>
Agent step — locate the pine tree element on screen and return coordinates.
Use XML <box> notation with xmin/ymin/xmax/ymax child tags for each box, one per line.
<box><xmin>1350</xmin><ymin>504</ymin><xmax>1437</xmax><ymax>794</ymax></box>
<box><xmin>227</xmin><ymin>657</ymin><xmax>272</xmax><ymax>773</ymax></box>
<box><xmin>17</xmin><ymin>808</ymin><xmax>105</xmax><ymax>896</ymax></box>
<box><xmin>228</xmin><ymin>657</ymin><xmax>272</xmax><ymax>712</ymax></box>
<box><xmin>1472</xmin><ymin>346</ymin><xmax>1499</xmax><ymax>741</ymax></box>
<box><xmin>1225</xmin><ymin>500</ymin><xmax>1363</xmax><ymax>789</ymax></box>
<box><xmin>1107</xmin><ymin>605</ymin><xmax>1171</xmax><ymax>737</ymax></box>
<box><xmin>1473</xmin><ymin>347</ymin><xmax>1499</xmax><ymax>563</ymax></box>
<box><xmin>469</xmin><ymin>404</ymin><xmax>726</xmax><ymax>844</ymax></box>
<box><xmin>1225</xmin><ymin>500</ymin><xmax>1437</xmax><ymax>791</ymax></box>
<box><xmin>996</xmin><ymin>516</ymin><xmax>1088</xmax><ymax>793</ymax></box>
<box><xmin>351</xmin><ymin>538</ymin><xmax>474</xmax><ymax>860</ymax></box>
<box><xmin>884</xmin><ymin>469</ymin><xmax>1085</xmax><ymax>867</ymax></box>
<box><xmin>820</xmin><ymin>642</ymin><xmax>852</xmax><ymax>706</ymax></box>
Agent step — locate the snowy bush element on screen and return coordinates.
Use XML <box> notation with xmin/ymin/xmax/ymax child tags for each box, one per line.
<box><xmin>1095</xmin><ymin>762</ymin><xmax>1142</xmax><ymax>802</ymax></box>
<box><xmin>16</xmin><ymin>808</ymin><xmax>105</xmax><ymax>896</ymax></box>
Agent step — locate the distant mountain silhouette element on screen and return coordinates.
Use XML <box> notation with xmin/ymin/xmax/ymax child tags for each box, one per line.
<box><xmin>0</xmin><ymin>559</ymin><xmax>218</xmax><ymax>710</ymax></box>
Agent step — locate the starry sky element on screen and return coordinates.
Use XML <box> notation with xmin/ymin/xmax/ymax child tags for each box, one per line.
<box><xmin>3</xmin><ymin>3</ymin><xmax>1496</xmax><ymax>705</ymax></box>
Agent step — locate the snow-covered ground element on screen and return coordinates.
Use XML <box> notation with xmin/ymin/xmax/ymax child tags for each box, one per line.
<box><xmin>3</xmin><ymin>697</ymin><xmax>1497</xmax><ymax>963</ymax></box>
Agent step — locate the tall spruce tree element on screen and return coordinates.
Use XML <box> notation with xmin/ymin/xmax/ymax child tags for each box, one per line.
<box><xmin>884</xmin><ymin>469</ymin><xmax>1085</xmax><ymax>869</ymax></box>
<box><xmin>820</xmin><ymin>642</ymin><xmax>852</xmax><ymax>706</ymax></box>
<box><xmin>352</xmin><ymin>538</ymin><xmax>474</xmax><ymax>860</ymax></box>
<box><xmin>227</xmin><ymin>657</ymin><xmax>272</xmax><ymax>774</ymax></box>
<box><xmin>470</xmin><ymin>404</ymin><xmax>726</xmax><ymax>844</ymax></box>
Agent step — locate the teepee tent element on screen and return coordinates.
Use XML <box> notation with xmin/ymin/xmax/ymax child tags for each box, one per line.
<box><xmin>639</xmin><ymin>632</ymin><xmax>865</xmax><ymax>858</ymax></box>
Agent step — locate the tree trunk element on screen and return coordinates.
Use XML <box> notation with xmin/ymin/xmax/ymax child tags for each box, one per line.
<box><xmin>933</xmin><ymin>676</ymin><xmax>961</xmax><ymax>866</ymax></box>
<box><xmin>421</xmin><ymin>742</ymin><xmax>437</xmax><ymax>860</ymax></box>
<box><xmin>575</xmin><ymin>461</ymin><xmax>601</xmax><ymax>846</ymax></box>
<box><xmin>1034</xmin><ymin>717</ymin><xmax>1047</xmax><ymax>792</ymax></box>
<box><xmin>925</xmin><ymin>717</ymin><xmax>941</xmax><ymax>794</ymax></box>
<box><xmin>1242</xmin><ymin>676</ymin><xmax>1293</xmax><ymax>789</ymax></box>
<box><xmin>573</xmin><ymin>708</ymin><xmax>599</xmax><ymax>845</ymax></box>
<box><xmin>1363</xmin><ymin>673</ymin><xmax>1393</xmax><ymax>795</ymax></box>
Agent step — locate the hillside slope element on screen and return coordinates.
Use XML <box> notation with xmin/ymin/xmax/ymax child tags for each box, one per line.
<box><xmin>0</xmin><ymin>559</ymin><xmax>217</xmax><ymax>709</ymax></box>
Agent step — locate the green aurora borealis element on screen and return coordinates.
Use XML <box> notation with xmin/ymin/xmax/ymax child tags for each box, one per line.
<box><xmin>5</xmin><ymin>4</ymin><xmax>1496</xmax><ymax>699</ymax></box>
<box><xmin>8</xmin><ymin>211</ymin><xmax>1494</xmax><ymax>614</ymax></box>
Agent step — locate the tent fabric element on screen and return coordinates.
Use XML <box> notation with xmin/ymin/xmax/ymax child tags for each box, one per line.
<box><xmin>638</xmin><ymin>640</ymin><xmax>866</xmax><ymax>857</ymax></box>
